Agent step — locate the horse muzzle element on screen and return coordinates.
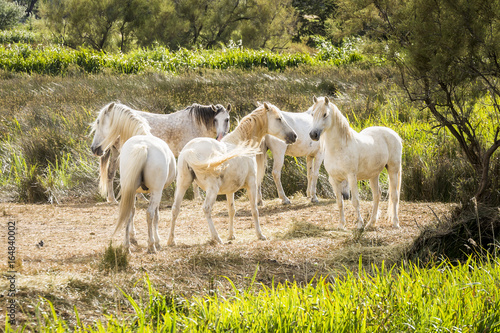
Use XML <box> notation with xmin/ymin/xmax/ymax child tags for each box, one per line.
<box><xmin>309</xmin><ymin>129</ymin><xmax>322</xmax><ymax>141</ymax></box>
<box><xmin>216</xmin><ymin>132</ymin><xmax>226</xmax><ymax>141</ymax></box>
<box><xmin>285</xmin><ymin>132</ymin><xmax>297</xmax><ymax>145</ymax></box>
<box><xmin>91</xmin><ymin>145</ymin><xmax>104</xmax><ymax>156</ymax></box>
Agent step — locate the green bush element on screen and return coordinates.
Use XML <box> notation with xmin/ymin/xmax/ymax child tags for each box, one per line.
<box><xmin>0</xmin><ymin>0</ymin><xmax>24</xmax><ymax>30</ymax></box>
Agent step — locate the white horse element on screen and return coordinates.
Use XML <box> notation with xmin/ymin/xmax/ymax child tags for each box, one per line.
<box><xmin>96</xmin><ymin>102</ymin><xmax>230</xmax><ymax>203</ymax></box>
<box><xmin>91</xmin><ymin>103</ymin><xmax>176</xmax><ymax>253</ymax></box>
<box><xmin>256</xmin><ymin>108</ymin><xmax>324</xmax><ymax>205</ymax></box>
<box><xmin>308</xmin><ymin>96</ymin><xmax>402</xmax><ymax>230</ymax></box>
<box><xmin>167</xmin><ymin>103</ymin><xmax>297</xmax><ymax>245</ymax></box>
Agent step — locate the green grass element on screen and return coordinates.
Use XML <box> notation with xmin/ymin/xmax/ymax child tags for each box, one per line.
<box><xmin>7</xmin><ymin>257</ymin><xmax>500</xmax><ymax>332</ymax></box>
<box><xmin>0</xmin><ymin>42</ymin><xmax>362</xmax><ymax>75</ymax></box>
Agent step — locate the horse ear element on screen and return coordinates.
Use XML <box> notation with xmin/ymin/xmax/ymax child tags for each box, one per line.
<box><xmin>313</xmin><ymin>96</ymin><xmax>318</xmax><ymax>103</ymax></box>
<box><xmin>324</xmin><ymin>97</ymin><xmax>330</xmax><ymax>104</ymax></box>
<box><xmin>227</xmin><ymin>104</ymin><xmax>231</xmax><ymax>112</ymax></box>
<box><xmin>211</xmin><ymin>104</ymin><xmax>217</xmax><ymax>112</ymax></box>
<box><xmin>106</xmin><ymin>102</ymin><xmax>115</xmax><ymax>113</ymax></box>
<box><xmin>263</xmin><ymin>102</ymin><xmax>269</xmax><ymax>110</ymax></box>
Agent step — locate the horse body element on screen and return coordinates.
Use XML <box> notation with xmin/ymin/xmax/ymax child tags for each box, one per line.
<box><xmin>91</xmin><ymin>103</ymin><xmax>176</xmax><ymax>253</ymax></box>
<box><xmin>95</xmin><ymin>102</ymin><xmax>230</xmax><ymax>202</ymax></box>
<box><xmin>167</xmin><ymin>103</ymin><xmax>297</xmax><ymax>245</ymax></box>
<box><xmin>309</xmin><ymin>97</ymin><xmax>402</xmax><ymax>230</ymax></box>
<box><xmin>257</xmin><ymin>109</ymin><xmax>323</xmax><ymax>204</ymax></box>
<box><xmin>117</xmin><ymin>135</ymin><xmax>176</xmax><ymax>253</ymax></box>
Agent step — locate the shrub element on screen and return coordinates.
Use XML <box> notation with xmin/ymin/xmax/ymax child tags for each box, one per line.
<box><xmin>0</xmin><ymin>0</ymin><xmax>24</xmax><ymax>30</ymax></box>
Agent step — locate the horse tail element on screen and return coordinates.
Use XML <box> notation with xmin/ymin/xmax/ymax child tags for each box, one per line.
<box><xmin>185</xmin><ymin>144</ymin><xmax>261</xmax><ymax>175</ymax></box>
<box><xmin>114</xmin><ymin>144</ymin><xmax>148</xmax><ymax>235</ymax></box>
<box><xmin>99</xmin><ymin>150</ymin><xmax>111</xmax><ymax>198</ymax></box>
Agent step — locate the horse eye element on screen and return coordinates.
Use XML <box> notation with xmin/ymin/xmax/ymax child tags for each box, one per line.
<box><xmin>225</xmin><ymin>119</ymin><xmax>229</xmax><ymax>123</ymax></box>
<box><xmin>323</xmin><ymin>113</ymin><xmax>327</xmax><ymax>118</ymax></box>
<box><xmin>277</xmin><ymin>117</ymin><xmax>282</xmax><ymax>122</ymax></box>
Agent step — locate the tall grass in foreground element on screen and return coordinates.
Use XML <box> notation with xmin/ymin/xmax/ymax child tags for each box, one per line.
<box><xmin>7</xmin><ymin>258</ymin><xmax>500</xmax><ymax>332</ymax></box>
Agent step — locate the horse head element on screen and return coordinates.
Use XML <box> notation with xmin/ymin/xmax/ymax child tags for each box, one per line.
<box><xmin>90</xmin><ymin>102</ymin><xmax>150</xmax><ymax>156</ymax></box>
<box><xmin>264</xmin><ymin>103</ymin><xmax>297</xmax><ymax>145</ymax></box>
<box><xmin>309</xmin><ymin>96</ymin><xmax>332</xmax><ymax>141</ymax></box>
<box><xmin>212</xmin><ymin>104</ymin><xmax>231</xmax><ymax>141</ymax></box>
<box><xmin>91</xmin><ymin>102</ymin><xmax>115</xmax><ymax>156</ymax></box>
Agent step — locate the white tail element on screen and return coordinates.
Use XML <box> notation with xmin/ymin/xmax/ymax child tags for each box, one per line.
<box><xmin>99</xmin><ymin>150</ymin><xmax>110</xmax><ymax>198</ymax></box>
<box><xmin>114</xmin><ymin>144</ymin><xmax>148</xmax><ymax>235</ymax></box>
<box><xmin>184</xmin><ymin>144</ymin><xmax>261</xmax><ymax>176</ymax></box>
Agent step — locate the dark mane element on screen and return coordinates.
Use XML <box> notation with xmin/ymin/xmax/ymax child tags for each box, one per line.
<box><xmin>188</xmin><ymin>103</ymin><xmax>226</xmax><ymax>129</ymax></box>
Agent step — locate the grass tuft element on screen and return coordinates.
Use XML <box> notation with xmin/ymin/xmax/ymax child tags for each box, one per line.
<box><xmin>280</xmin><ymin>219</ymin><xmax>326</xmax><ymax>239</ymax></box>
<box><xmin>99</xmin><ymin>241</ymin><xmax>129</xmax><ymax>272</ymax></box>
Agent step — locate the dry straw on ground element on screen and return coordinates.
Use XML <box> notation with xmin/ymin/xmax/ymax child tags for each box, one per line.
<box><xmin>0</xmin><ymin>197</ymin><xmax>453</xmax><ymax>326</ymax></box>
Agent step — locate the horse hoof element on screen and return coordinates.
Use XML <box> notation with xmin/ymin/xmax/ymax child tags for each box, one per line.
<box><xmin>311</xmin><ymin>197</ymin><xmax>319</xmax><ymax>203</ymax></box>
<box><xmin>392</xmin><ymin>224</ymin><xmax>401</xmax><ymax>229</ymax></box>
<box><xmin>155</xmin><ymin>243</ymin><xmax>161</xmax><ymax>251</ymax></box>
<box><xmin>259</xmin><ymin>235</ymin><xmax>267</xmax><ymax>241</ymax></box>
<box><xmin>257</xmin><ymin>200</ymin><xmax>264</xmax><ymax>207</ymax></box>
<box><xmin>130</xmin><ymin>238</ymin><xmax>138</xmax><ymax>246</ymax></box>
<box><xmin>166</xmin><ymin>238</ymin><xmax>176</xmax><ymax>247</ymax></box>
<box><xmin>282</xmin><ymin>199</ymin><xmax>291</xmax><ymax>205</ymax></box>
<box><xmin>147</xmin><ymin>245</ymin><xmax>157</xmax><ymax>254</ymax></box>
<box><xmin>228</xmin><ymin>235</ymin><xmax>236</xmax><ymax>241</ymax></box>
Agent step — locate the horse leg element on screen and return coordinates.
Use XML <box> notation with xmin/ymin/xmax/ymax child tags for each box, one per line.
<box><xmin>348</xmin><ymin>174</ymin><xmax>364</xmax><ymax>229</ymax></box>
<box><xmin>306</xmin><ymin>155</ymin><xmax>313</xmax><ymax>198</ymax></box>
<box><xmin>227</xmin><ymin>193</ymin><xmax>236</xmax><ymax>240</ymax></box>
<box><xmin>247</xmin><ymin>180</ymin><xmax>266</xmax><ymax>240</ymax></box>
<box><xmin>308</xmin><ymin>152</ymin><xmax>323</xmax><ymax>203</ymax></box>
<box><xmin>203</xmin><ymin>187</ymin><xmax>223</xmax><ymax>244</ymax></box>
<box><xmin>330</xmin><ymin>176</ymin><xmax>346</xmax><ymax>230</ymax></box>
<box><xmin>387</xmin><ymin>165</ymin><xmax>401</xmax><ymax>228</ymax></box>
<box><xmin>255</xmin><ymin>144</ymin><xmax>267</xmax><ymax>206</ymax></box>
<box><xmin>167</xmin><ymin>168</ymin><xmax>193</xmax><ymax>246</ymax></box>
<box><xmin>123</xmin><ymin>207</ymin><xmax>134</xmax><ymax>254</ymax></box>
<box><xmin>146</xmin><ymin>192</ymin><xmax>162</xmax><ymax>253</ymax></box>
<box><xmin>128</xmin><ymin>196</ymin><xmax>138</xmax><ymax>246</ymax></box>
<box><xmin>365</xmin><ymin>176</ymin><xmax>381</xmax><ymax>230</ymax></box>
<box><xmin>193</xmin><ymin>183</ymin><xmax>203</xmax><ymax>201</ymax></box>
<box><xmin>107</xmin><ymin>145</ymin><xmax>120</xmax><ymax>203</ymax></box>
<box><xmin>272</xmin><ymin>151</ymin><xmax>290</xmax><ymax>205</ymax></box>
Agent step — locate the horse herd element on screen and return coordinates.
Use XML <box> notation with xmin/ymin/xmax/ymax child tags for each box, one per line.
<box><xmin>90</xmin><ymin>97</ymin><xmax>402</xmax><ymax>253</ymax></box>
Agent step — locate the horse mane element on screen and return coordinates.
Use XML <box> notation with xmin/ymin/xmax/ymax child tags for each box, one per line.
<box><xmin>330</xmin><ymin>102</ymin><xmax>353</xmax><ymax>141</ymax></box>
<box><xmin>92</xmin><ymin>102</ymin><xmax>151</xmax><ymax>150</ymax></box>
<box><xmin>222</xmin><ymin>104</ymin><xmax>268</xmax><ymax>146</ymax></box>
<box><xmin>188</xmin><ymin>103</ymin><xmax>224</xmax><ymax>130</ymax></box>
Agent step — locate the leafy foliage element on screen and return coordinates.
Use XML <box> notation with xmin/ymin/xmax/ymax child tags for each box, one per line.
<box><xmin>0</xmin><ymin>0</ymin><xmax>24</xmax><ymax>30</ymax></box>
<box><xmin>0</xmin><ymin>42</ymin><xmax>362</xmax><ymax>75</ymax></box>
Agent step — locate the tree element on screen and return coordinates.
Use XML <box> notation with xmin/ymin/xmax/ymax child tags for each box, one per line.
<box><xmin>40</xmin><ymin>0</ymin><xmax>122</xmax><ymax>51</ymax></box>
<box><xmin>0</xmin><ymin>0</ymin><xmax>25</xmax><ymax>29</ymax></box>
<box><xmin>239</xmin><ymin>0</ymin><xmax>297</xmax><ymax>50</ymax></box>
<box><xmin>336</xmin><ymin>0</ymin><xmax>500</xmax><ymax>203</ymax></box>
<box><xmin>292</xmin><ymin>0</ymin><xmax>337</xmax><ymax>41</ymax></box>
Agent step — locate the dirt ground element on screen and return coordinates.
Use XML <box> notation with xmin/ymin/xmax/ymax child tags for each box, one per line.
<box><xmin>0</xmin><ymin>196</ymin><xmax>453</xmax><ymax>326</ymax></box>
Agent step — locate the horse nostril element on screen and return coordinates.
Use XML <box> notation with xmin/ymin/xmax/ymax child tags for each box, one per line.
<box><xmin>309</xmin><ymin>131</ymin><xmax>318</xmax><ymax>141</ymax></box>
<box><xmin>92</xmin><ymin>146</ymin><xmax>103</xmax><ymax>156</ymax></box>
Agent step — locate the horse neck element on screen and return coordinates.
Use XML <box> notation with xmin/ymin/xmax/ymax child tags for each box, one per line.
<box><xmin>111</xmin><ymin>113</ymin><xmax>150</xmax><ymax>146</ymax></box>
<box><xmin>222</xmin><ymin>115</ymin><xmax>267</xmax><ymax>147</ymax></box>
<box><xmin>188</xmin><ymin>105</ymin><xmax>218</xmax><ymax>136</ymax></box>
<box><xmin>325</xmin><ymin>109</ymin><xmax>355</xmax><ymax>146</ymax></box>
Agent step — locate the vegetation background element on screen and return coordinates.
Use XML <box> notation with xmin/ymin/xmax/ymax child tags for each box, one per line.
<box><xmin>0</xmin><ymin>0</ymin><xmax>499</xmax><ymax>331</ymax></box>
